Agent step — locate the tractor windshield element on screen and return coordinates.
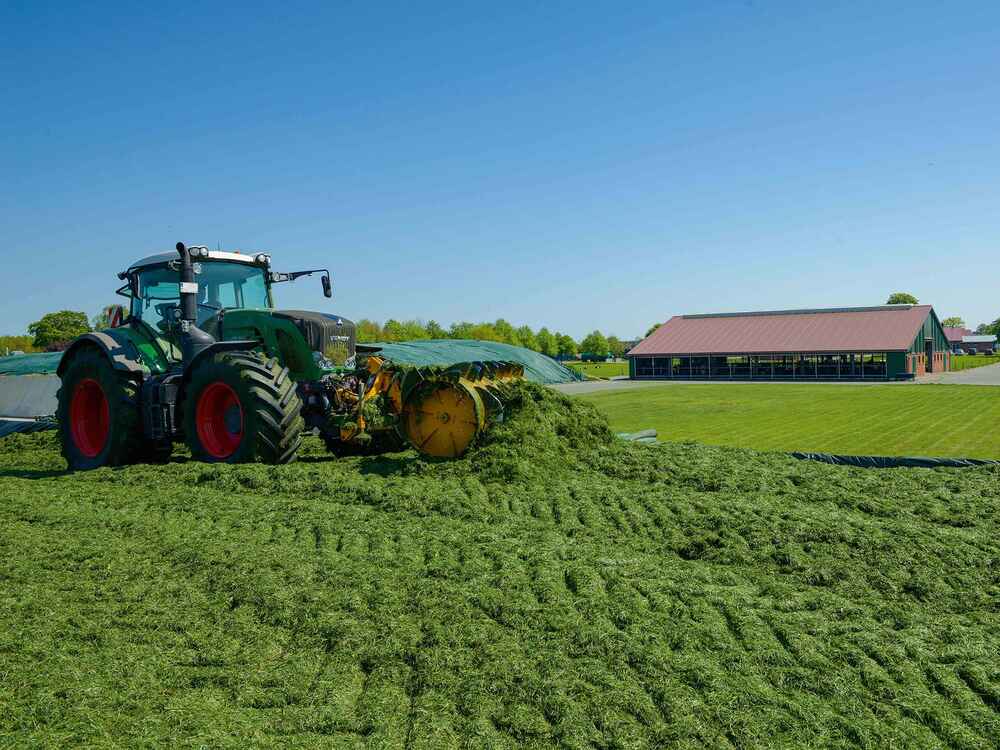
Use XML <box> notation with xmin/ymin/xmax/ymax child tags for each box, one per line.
<box><xmin>131</xmin><ymin>261</ymin><xmax>270</xmax><ymax>330</ymax></box>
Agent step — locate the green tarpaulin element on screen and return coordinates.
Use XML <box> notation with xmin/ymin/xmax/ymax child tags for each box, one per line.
<box><xmin>0</xmin><ymin>352</ymin><xmax>61</xmax><ymax>376</ymax></box>
<box><xmin>368</xmin><ymin>340</ymin><xmax>583</xmax><ymax>384</ymax></box>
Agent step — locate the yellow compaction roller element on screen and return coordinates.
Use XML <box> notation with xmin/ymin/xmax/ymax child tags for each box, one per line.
<box><xmin>328</xmin><ymin>356</ymin><xmax>524</xmax><ymax>458</ymax></box>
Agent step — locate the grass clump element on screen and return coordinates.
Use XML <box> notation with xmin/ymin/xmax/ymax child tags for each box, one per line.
<box><xmin>1</xmin><ymin>383</ymin><xmax>999</xmax><ymax>748</ymax></box>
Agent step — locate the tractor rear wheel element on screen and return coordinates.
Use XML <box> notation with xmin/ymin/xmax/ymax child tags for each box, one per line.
<box><xmin>57</xmin><ymin>348</ymin><xmax>142</xmax><ymax>470</ymax></box>
<box><xmin>183</xmin><ymin>351</ymin><xmax>304</xmax><ymax>464</ymax></box>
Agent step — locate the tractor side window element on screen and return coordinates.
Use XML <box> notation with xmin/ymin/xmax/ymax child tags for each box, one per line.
<box><xmin>132</xmin><ymin>268</ymin><xmax>181</xmax><ymax>331</ymax></box>
<box><xmin>214</xmin><ymin>282</ymin><xmax>239</xmax><ymax>309</ymax></box>
<box><xmin>239</xmin><ymin>272</ymin><xmax>268</xmax><ymax>309</ymax></box>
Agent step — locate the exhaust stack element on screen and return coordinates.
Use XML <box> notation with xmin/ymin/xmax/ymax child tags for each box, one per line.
<box><xmin>175</xmin><ymin>241</ymin><xmax>216</xmax><ymax>364</ymax></box>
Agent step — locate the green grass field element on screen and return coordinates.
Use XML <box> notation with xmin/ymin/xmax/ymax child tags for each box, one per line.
<box><xmin>566</xmin><ymin>361</ymin><xmax>629</xmax><ymax>378</ymax></box>
<box><xmin>580</xmin><ymin>383</ymin><xmax>1000</xmax><ymax>459</ymax></box>
<box><xmin>2</xmin><ymin>384</ymin><xmax>999</xmax><ymax>748</ymax></box>
<box><xmin>951</xmin><ymin>355</ymin><xmax>1000</xmax><ymax>371</ymax></box>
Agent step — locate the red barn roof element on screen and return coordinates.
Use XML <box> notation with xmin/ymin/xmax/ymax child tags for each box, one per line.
<box><xmin>630</xmin><ymin>305</ymin><xmax>934</xmax><ymax>356</ymax></box>
<box><xmin>943</xmin><ymin>326</ymin><xmax>972</xmax><ymax>343</ymax></box>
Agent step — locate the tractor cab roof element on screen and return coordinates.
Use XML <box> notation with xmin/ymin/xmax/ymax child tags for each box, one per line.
<box><xmin>125</xmin><ymin>249</ymin><xmax>271</xmax><ymax>275</ymax></box>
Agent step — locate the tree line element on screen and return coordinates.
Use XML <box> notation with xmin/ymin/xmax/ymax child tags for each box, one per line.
<box><xmin>356</xmin><ymin>318</ymin><xmax>630</xmax><ymax>358</ymax></box>
<box><xmin>5</xmin><ymin>309</ymin><xmax>633</xmax><ymax>359</ymax></box>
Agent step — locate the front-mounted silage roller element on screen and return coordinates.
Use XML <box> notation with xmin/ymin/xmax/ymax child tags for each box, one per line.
<box><xmin>396</xmin><ymin>361</ymin><xmax>524</xmax><ymax>458</ymax></box>
<box><xmin>401</xmin><ymin>379</ymin><xmax>486</xmax><ymax>458</ymax></box>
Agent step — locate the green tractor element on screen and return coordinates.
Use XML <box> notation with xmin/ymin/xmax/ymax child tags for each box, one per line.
<box><xmin>57</xmin><ymin>242</ymin><xmax>523</xmax><ymax>470</ymax></box>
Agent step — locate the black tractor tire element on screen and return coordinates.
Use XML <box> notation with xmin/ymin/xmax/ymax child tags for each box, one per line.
<box><xmin>183</xmin><ymin>351</ymin><xmax>304</xmax><ymax>464</ymax></box>
<box><xmin>57</xmin><ymin>348</ymin><xmax>143</xmax><ymax>470</ymax></box>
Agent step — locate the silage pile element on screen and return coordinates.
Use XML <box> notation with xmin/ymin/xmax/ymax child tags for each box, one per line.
<box><xmin>447</xmin><ymin>381</ymin><xmax>615</xmax><ymax>481</ymax></box>
<box><xmin>2</xmin><ymin>385</ymin><xmax>1000</xmax><ymax>748</ymax></box>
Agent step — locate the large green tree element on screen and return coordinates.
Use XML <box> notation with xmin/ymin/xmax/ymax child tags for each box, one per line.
<box><xmin>469</xmin><ymin>323</ymin><xmax>502</xmax><ymax>342</ymax></box>
<box><xmin>940</xmin><ymin>316</ymin><xmax>966</xmax><ymax>328</ymax></box>
<box><xmin>28</xmin><ymin>310</ymin><xmax>91</xmax><ymax>349</ymax></box>
<box><xmin>975</xmin><ymin>318</ymin><xmax>1000</xmax><ymax>336</ymax></box>
<box><xmin>424</xmin><ymin>320</ymin><xmax>447</xmax><ymax>339</ymax></box>
<box><xmin>381</xmin><ymin>319</ymin><xmax>430</xmax><ymax>342</ymax></box>
<box><xmin>607</xmin><ymin>336</ymin><xmax>626</xmax><ymax>358</ymax></box>
<box><xmin>448</xmin><ymin>321</ymin><xmax>475</xmax><ymax>339</ymax></box>
<box><xmin>400</xmin><ymin>320</ymin><xmax>430</xmax><ymax>340</ymax></box>
<box><xmin>579</xmin><ymin>330</ymin><xmax>609</xmax><ymax>356</ymax></box>
<box><xmin>536</xmin><ymin>327</ymin><xmax>558</xmax><ymax>358</ymax></box>
<box><xmin>493</xmin><ymin>319</ymin><xmax>517</xmax><ymax>346</ymax></box>
<box><xmin>556</xmin><ymin>333</ymin><xmax>577</xmax><ymax>358</ymax></box>
<box><xmin>355</xmin><ymin>319</ymin><xmax>383</xmax><ymax>343</ymax></box>
<box><xmin>886</xmin><ymin>292</ymin><xmax>919</xmax><ymax>305</ymax></box>
<box><xmin>515</xmin><ymin>325</ymin><xmax>538</xmax><ymax>352</ymax></box>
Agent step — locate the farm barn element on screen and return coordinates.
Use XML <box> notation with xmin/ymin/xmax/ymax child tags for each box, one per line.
<box><xmin>630</xmin><ymin>304</ymin><xmax>950</xmax><ymax>380</ymax></box>
<box><xmin>944</xmin><ymin>325</ymin><xmax>972</xmax><ymax>349</ymax></box>
<box><xmin>960</xmin><ymin>334</ymin><xmax>998</xmax><ymax>353</ymax></box>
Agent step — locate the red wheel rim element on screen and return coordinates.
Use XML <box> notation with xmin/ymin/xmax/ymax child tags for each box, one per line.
<box><xmin>69</xmin><ymin>378</ymin><xmax>110</xmax><ymax>458</ymax></box>
<box><xmin>196</xmin><ymin>381</ymin><xmax>244</xmax><ymax>459</ymax></box>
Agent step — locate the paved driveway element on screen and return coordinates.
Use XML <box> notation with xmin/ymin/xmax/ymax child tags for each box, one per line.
<box><xmin>923</xmin><ymin>362</ymin><xmax>1000</xmax><ymax>386</ymax></box>
<box><xmin>553</xmin><ymin>364</ymin><xmax>1000</xmax><ymax>394</ymax></box>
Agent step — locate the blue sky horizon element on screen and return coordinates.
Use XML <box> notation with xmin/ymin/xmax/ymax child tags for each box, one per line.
<box><xmin>2</xmin><ymin>1</ymin><xmax>998</xmax><ymax>340</ymax></box>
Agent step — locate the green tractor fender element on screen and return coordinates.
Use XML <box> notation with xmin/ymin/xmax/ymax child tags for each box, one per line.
<box><xmin>57</xmin><ymin>331</ymin><xmax>149</xmax><ymax>378</ymax></box>
<box><xmin>179</xmin><ymin>340</ymin><xmax>261</xmax><ymax>382</ymax></box>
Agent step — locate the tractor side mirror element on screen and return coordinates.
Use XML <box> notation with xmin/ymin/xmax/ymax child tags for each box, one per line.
<box><xmin>322</xmin><ymin>274</ymin><xmax>332</xmax><ymax>298</ymax></box>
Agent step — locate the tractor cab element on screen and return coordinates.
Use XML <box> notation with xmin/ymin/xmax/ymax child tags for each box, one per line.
<box><xmin>117</xmin><ymin>248</ymin><xmax>347</xmax><ymax>373</ymax></box>
<box><xmin>122</xmin><ymin>250</ymin><xmax>274</xmax><ymax>336</ymax></box>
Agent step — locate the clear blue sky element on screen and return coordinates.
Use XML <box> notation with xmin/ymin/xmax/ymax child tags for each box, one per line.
<box><xmin>2</xmin><ymin>1</ymin><xmax>998</xmax><ymax>339</ymax></box>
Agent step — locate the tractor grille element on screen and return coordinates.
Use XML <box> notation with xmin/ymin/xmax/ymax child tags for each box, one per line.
<box><xmin>272</xmin><ymin>311</ymin><xmax>356</xmax><ymax>366</ymax></box>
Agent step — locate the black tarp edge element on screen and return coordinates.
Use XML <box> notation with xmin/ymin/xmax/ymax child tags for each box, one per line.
<box><xmin>790</xmin><ymin>451</ymin><xmax>1000</xmax><ymax>469</ymax></box>
<box><xmin>0</xmin><ymin>417</ymin><xmax>57</xmax><ymax>439</ymax></box>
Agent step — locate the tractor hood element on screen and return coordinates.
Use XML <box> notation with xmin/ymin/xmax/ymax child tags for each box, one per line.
<box><xmin>271</xmin><ymin>310</ymin><xmax>356</xmax><ymax>363</ymax></box>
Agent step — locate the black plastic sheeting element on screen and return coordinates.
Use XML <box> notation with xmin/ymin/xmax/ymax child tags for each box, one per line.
<box><xmin>791</xmin><ymin>451</ymin><xmax>1000</xmax><ymax>469</ymax></box>
<box><xmin>0</xmin><ymin>417</ymin><xmax>57</xmax><ymax>439</ymax></box>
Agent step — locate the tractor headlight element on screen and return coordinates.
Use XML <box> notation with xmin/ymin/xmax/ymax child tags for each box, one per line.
<box><xmin>255</xmin><ymin>253</ymin><xmax>271</xmax><ymax>266</ymax></box>
<box><xmin>313</xmin><ymin>350</ymin><xmax>335</xmax><ymax>370</ymax></box>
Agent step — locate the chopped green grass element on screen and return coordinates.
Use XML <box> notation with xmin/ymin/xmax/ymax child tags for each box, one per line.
<box><xmin>580</xmin><ymin>383</ymin><xmax>1000</xmax><ymax>459</ymax></box>
<box><xmin>1</xmin><ymin>384</ymin><xmax>999</xmax><ymax>747</ymax></box>
<box><xmin>951</xmin><ymin>355</ymin><xmax>1000</xmax><ymax>371</ymax></box>
<box><xmin>565</xmin><ymin>361</ymin><xmax>629</xmax><ymax>378</ymax></box>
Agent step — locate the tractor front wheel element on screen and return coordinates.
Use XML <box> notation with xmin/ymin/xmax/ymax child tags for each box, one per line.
<box><xmin>183</xmin><ymin>352</ymin><xmax>304</xmax><ymax>464</ymax></box>
<box><xmin>57</xmin><ymin>348</ymin><xmax>142</xmax><ymax>470</ymax></box>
